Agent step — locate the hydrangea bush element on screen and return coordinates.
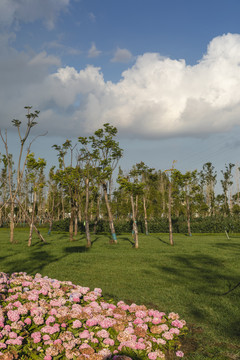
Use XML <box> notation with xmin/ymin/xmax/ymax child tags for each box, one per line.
<box><xmin>0</xmin><ymin>272</ymin><xmax>187</xmax><ymax>359</ymax></box>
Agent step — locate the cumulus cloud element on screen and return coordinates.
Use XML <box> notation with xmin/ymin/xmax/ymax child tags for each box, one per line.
<box><xmin>2</xmin><ymin>33</ymin><xmax>240</xmax><ymax>140</ymax></box>
<box><xmin>0</xmin><ymin>0</ymin><xmax>70</xmax><ymax>29</ymax></box>
<box><xmin>88</xmin><ymin>42</ymin><xmax>101</xmax><ymax>58</ymax></box>
<box><xmin>111</xmin><ymin>47</ymin><xmax>133</xmax><ymax>63</ymax></box>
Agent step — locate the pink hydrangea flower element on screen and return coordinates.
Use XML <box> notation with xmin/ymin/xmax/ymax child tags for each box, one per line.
<box><xmin>99</xmin><ymin>318</ymin><xmax>116</xmax><ymax>328</ymax></box>
<box><xmin>134</xmin><ymin>317</ymin><xmax>144</xmax><ymax>325</ymax></box>
<box><xmin>33</xmin><ymin>316</ymin><xmax>44</xmax><ymax>325</ymax></box>
<box><xmin>79</xmin><ymin>330</ymin><xmax>90</xmax><ymax>339</ymax></box>
<box><xmin>135</xmin><ymin>310</ymin><xmax>147</xmax><ymax>318</ymax></box>
<box><xmin>72</xmin><ymin>320</ymin><xmax>82</xmax><ymax>328</ymax></box>
<box><xmin>148</xmin><ymin>352</ymin><xmax>158</xmax><ymax>360</ymax></box>
<box><xmin>86</xmin><ymin>318</ymin><xmax>98</xmax><ymax>327</ymax></box>
<box><xmin>152</xmin><ymin>317</ymin><xmax>162</xmax><ymax>324</ymax></box>
<box><xmin>43</xmin><ymin>335</ymin><xmax>50</xmax><ymax>341</ymax></box>
<box><xmin>7</xmin><ymin>310</ymin><xmax>20</xmax><ymax>322</ymax></box>
<box><xmin>103</xmin><ymin>338</ymin><xmax>115</xmax><ymax>346</ymax></box>
<box><xmin>24</xmin><ymin>318</ymin><xmax>31</xmax><ymax>325</ymax></box>
<box><xmin>136</xmin><ymin>342</ymin><xmax>146</xmax><ymax>350</ymax></box>
<box><xmin>9</xmin><ymin>332</ymin><xmax>17</xmax><ymax>338</ymax></box>
<box><xmin>96</xmin><ymin>329</ymin><xmax>110</xmax><ymax>338</ymax></box>
<box><xmin>46</xmin><ymin>316</ymin><xmax>55</xmax><ymax>325</ymax></box>
<box><xmin>176</xmin><ymin>350</ymin><xmax>184</xmax><ymax>357</ymax></box>
<box><xmin>31</xmin><ymin>331</ymin><xmax>41</xmax><ymax>343</ymax></box>
<box><xmin>172</xmin><ymin>319</ymin><xmax>184</xmax><ymax>328</ymax></box>
<box><xmin>163</xmin><ymin>331</ymin><xmax>174</xmax><ymax>340</ymax></box>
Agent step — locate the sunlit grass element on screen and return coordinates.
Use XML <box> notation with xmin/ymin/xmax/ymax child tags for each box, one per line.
<box><xmin>1</xmin><ymin>228</ymin><xmax>240</xmax><ymax>359</ymax></box>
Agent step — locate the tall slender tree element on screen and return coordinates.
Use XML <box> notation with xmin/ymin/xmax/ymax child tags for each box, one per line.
<box><xmin>221</xmin><ymin>163</ymin><xmax>235</xmax><ymax>215</ymax></box>
<box><xmin>87</xmin><ymin>123</ymin><xmax>123</xmax><ymax>244</ymax></box>
<box><xmin>0</xmin><ymin>106</ymin><xmax>46</xmax><ymax>243</ymax></box>
<box><xmin>200</xmin><ymin>162</ymin><xmax>217</xmax><ymax>216</ymax></box>
<box><xmin>117</xmin><ymin>171</ymin><xmax>144</xmax><ymax>248</ymax></box>
<box><xmin>25</xmin><ymin>153</ymin><xmax>46</xmax><ymax>246</ymax></box>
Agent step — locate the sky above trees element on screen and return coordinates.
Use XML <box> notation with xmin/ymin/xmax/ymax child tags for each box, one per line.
<box><xmin>1</xmin><ymin>0</ymin><xmax>240</xmax><ymax>190</ymax></box>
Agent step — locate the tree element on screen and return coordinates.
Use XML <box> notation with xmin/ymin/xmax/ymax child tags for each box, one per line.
<box><xmin>0</xmin><ymin>154</ymin><xmax>14</xmax><ymax>226</ymax></box>
<box><xmin>200</xmin><ymin>162</ymin><xmax>217</xmax><ymax>216</ymax></box>
<box><xmin>221</xmin><ymin>163</ymin><xmax>235</xmax><ymax>215</ymax></box>
<box><xmin>134</xmin><ymin>162</ymin><xmax>154</xmax><ymax>235</ymax></box>
<box><xmin>87</xmin><ymin>123</ymin><xmax>123</xmax><ymax>244</ymax></box>
<box><xmin>25</xmin><ymin>153</ymin><xmax>46</xmax><ymax>246</ymax></box>
<box><xmin>117</xmin><ymin>172</ymin><xmax>144</xmax><ymax>248</ymax></box>
<box><xmin>78</xmin><ymin>137</ymin><xmax>100</xmax><ymax>248</ymax></box>
<box><xmin>0</xmin><ymin>106</ymin><xmax>46</xmax><ymax>243</ymax></box>
<box><xmin>46</xmin><ymin>166</ymin><xmax>59</xmax><ymax>233</ymax></box>
<box><xmin>52</xmin><ymin>140</ymin><xmax>81</xmax><ymax>241</ymax></box>
<box><xmin>173</xmin><ymin>169</ymin><xmax>200</xmax><ymax>236</ymax></box>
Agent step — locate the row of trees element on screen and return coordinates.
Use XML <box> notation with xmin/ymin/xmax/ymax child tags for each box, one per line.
<box><xmin>0</xmin><ymin>108</ymin><xmax>239</xmax><ymax>248</ymax></box>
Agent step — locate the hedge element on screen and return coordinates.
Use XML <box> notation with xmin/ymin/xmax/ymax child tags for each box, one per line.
<box><xmin>50</xmin><ymin>216</ymin><xmax>240</xmax><ymax>234</ymax></box>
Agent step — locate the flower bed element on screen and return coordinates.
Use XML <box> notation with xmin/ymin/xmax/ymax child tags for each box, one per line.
<box><xmin>0</xmin><ymin>272</ymin><xmax>187</xmax><ymax>359</ymax></box>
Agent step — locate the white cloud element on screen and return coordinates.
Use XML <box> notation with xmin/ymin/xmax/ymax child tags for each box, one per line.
<box><xmin>2</xmin><ymin>33</ymin><xmax>240</xmax><ymax>140</ymax></box>
<box><xmin>43</xmin><ymin>40</ymin><xmax>81</xmax><ymax>56</ymax></box>
<box><xmin>28</xmin><ymin>51</ymin><xmax>60</xmax><ymax>66</ymax></box>
<box><xmin>88</xmin><ymin>42</ymin><xmax>101</xmax><ymax>58</ymax></box>
<box><xmin>89</xmin><ymin>12</ymin><xmax>96</xmax><ymax>23</ymax></box>
<box><xmin>111</xmin><ymin>47</ymin><xmax>133</xmax><ymax>63</ymax></box>
<box><xmin>0</xmin><ymin>0</ymin><xmax>70</xmax><ymax>30</ymax></box>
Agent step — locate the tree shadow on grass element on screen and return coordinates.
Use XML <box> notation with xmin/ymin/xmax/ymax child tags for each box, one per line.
<box><xmin>3</xmin><ymin>249</ymin><xmax>62</xmax><ymax>276</ymax></box>
<box><xmin>154</xmin><ymin>236</ymin><xmax>170</xmax><ymax>246</ymax></box>
<box><xmin>150</xmin><ymin>252</ymin><xmax>240</xmax><ymax>342</ymax></box>
<box><xmin>121</xmin><ymin>236</ymin><xmax>135</xmax><ymax>246</ymax></box>
<box><xmin>91</xmin><ymin>236</ymin><xmax>101</xmax><ymax>245</ymax></box>
<box><xmin>213</xmin><ymin>242</ymin><xmax>240</xmax><ymax>250</ymax></box>
<box><xmin>50</xmin><ymin>234</ymin><xmax>67</xmax><ymax>240</ymax></box>
<box><xmin>64</xmin><ymin>246</ymin><xmax>90</xmax><ymax>254</ymax></box>
<box><xmin>31</xmin><ymin>241</ymin><xmax>51</xmax><ymax>248</ymax></box>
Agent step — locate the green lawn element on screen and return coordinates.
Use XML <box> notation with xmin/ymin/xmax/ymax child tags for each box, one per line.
<box><xmin>0</xmin><ymin>229</ymin><xmax>240</xmax><ymax>359</ymax></box>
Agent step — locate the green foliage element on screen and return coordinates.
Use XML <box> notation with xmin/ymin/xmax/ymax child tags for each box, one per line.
<box><xmin>51</xmin><ymin>216</ymin><xmax>240</xmax><ymax>234</ymax></box>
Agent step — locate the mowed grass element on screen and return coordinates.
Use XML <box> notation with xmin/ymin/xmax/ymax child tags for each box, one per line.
<box><xmin>0</xmin><ymin>228</ymin><xmax>240</xmax><ymax>359</ymax></box>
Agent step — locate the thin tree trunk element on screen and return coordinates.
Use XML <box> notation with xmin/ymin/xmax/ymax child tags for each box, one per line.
<box><xmin>143</xmin><ymin>196</ymin><xmax>149</xmax><ymax>235</ymax></box>
<box><xmin>48</xmin><ymin>195</ymin><xmax>55</xmax><ymax>235</ymax></box>
<box><xmin>74</xmin><ymin>197</ymin><xmax>78</xmax><ymax>236</ymax></box>
<box><xmin>93</xmin><ymin>192</ymin><xmax>100</xmax><ymax>234</ymax></box>
<box><xmin>135</xmin><ymin>195</ymin><xmax>139</xmax><ymax>218</ymax></box>
<box><xmin>48</xmin><ymin>217</ymin><xmax>53</xmax><ymax>235</ymax></box>
<box><xmin>185</xmin><ymin>188</ymin><xmax>191</xmax><ymax>236</ymax></box>
<box><xmin>103</xmin><ymin>182</ymin><xmax>117</xmax><ymax>244</ymax></box>
<box><xmin>28</xmin><ymin>192</ymin><xmax>36</xmax><ymax>246</ymax></box>
<box><xmin>85</xmin><ymin>178</ymin><xmax>91</xmax><ymax>248</ymax></box>
<box><xmin>69</xmin><ymin>207</ymin><xmax>74</xmax><ymax>242</ymax></box>
<box><xmin>28</xmin><ymin>222</ymin><xmax>34</xmax><ymax>247</ymax></box>
<box><xmin>131</xmin><ymin>194</ymin><xmax>139</xmax><ymax>248</ymax></box>
<box><xmin>61</xmin><ymin>187</ymin><xmax>65</xmax><ymax>219</ymax></box>
<box><xmin>132</xmin><ymin>195</ymin><xmax>139</xmax><ymax>235</ymax></box>
<box><xmin>10</xmin><ymin>201</ymin><xmax>15</xmax><ymax>243</ymax></box>
<box><xmin>160</xmin><ymin>174</ymin><xmax>166</xmax><ymax>216</ymax></box>
<box><xmin>74</xmin><ymin>212</ymin><xmax>78</xmax><ymax>236</ymax></box>
<box><xmin>17</xmin><ymin>200</ymin><xmax>46</xmax><ymax>242</ymax></box>
<box><xmin>168</xmin><ymin>181</ymin><xmax>174</xmax><ymax>246</ymax></box>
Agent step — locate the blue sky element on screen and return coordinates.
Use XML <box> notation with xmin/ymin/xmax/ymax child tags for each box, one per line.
<box><xmin>1</xmin><ymin>0</ymin><xmax>240</xmax><ymax>192</ymax></box>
